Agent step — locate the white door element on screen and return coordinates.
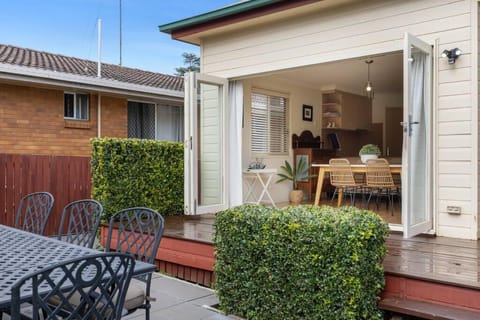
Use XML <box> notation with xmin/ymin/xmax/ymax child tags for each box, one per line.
<box><xmin>184</xmin><ymin>73</ymin><xmax>228</xmax><ymax>215</ymax></box>
<box><xmin>402</xmin><ymin>32</ymin><xmax>433</xmax><ymax>238</ymax></box>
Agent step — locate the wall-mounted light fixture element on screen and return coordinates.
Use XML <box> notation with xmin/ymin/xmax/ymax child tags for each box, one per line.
<box><xmin>441</xmin><ymin>48</ymin><xmax>462</xmax><ymax>64</ymax></box>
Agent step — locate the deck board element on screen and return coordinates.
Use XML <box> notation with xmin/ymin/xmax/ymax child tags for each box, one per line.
<box><xmin>383</xmin><ymin>233</ymin><xmax>480</xmax><ymax>290</ymax></box>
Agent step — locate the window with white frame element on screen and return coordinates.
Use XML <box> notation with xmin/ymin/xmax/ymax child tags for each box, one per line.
<box><xmin>128</xmin><ymin>101</ymin><xmax>184</xmax><ymax>142</ymax></box>
<box><xmin>64</xmin><ymin>92</ymin><xmax>89</xmax><ymax>120</ymax></box>
<box><xmin>250</xmin><ymin>91</ymin><xmax>289</xmax><ymax>154</ymax></box>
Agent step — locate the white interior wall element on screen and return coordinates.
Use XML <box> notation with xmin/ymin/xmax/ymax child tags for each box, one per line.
<box><xmin>241</xmin><ymin>76</ymin><xmax>323</xmax><ymax>204</ymax></box>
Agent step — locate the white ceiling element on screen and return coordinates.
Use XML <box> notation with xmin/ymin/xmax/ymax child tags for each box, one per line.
<box><xmin>272</xmin><ymin>51</ymin><xmax>403</xmax><ymax>95</ymax></box>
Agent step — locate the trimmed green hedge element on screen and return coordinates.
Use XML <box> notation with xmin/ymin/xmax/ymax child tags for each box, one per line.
<box><xmin>214</xmin><ymin>205</ymin><xmax>388</xmax><ymax>320</ymax></box>
<box><xmin>91</xmin><ymin>138</ymin><xmax>184</xmax><ymax>220</ymax></box>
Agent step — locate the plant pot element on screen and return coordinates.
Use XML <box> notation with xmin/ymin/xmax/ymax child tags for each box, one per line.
<box><xmin>289</xmin><ymin>190</ymin><xmax>304</xmax><ymax>205</ymax></box>
<box><xmin>360</xmin><ymin>154</ymin><xmax>378</xmax><ymax>163</ymax></box>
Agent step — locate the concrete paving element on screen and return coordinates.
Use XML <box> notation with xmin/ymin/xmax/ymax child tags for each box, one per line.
<box><xmin>124</xmin><ymin>273</ymin><xmax>238</xmax><ymax>320</ymax></box>
<box><xmin>5</xmin><ymin>273</ymin><xmax>237</xmax><ymax>320</ymax></box>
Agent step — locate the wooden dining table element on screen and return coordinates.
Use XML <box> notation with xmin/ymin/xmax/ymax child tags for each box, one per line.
<box><xmin>312</xmin><ymin>163</ymin><xmax>402</xmax><ymax>207</ymax></box>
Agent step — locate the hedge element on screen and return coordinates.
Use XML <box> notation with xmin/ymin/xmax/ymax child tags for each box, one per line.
<box><xmin>214</xmin><ymin>205</ymin><xmax>389</xmax><ymax>320</ymax></box>
<box><xmin>91</xmin><ymin>138</ymin><xmax>184</xmax><ymax>220</ymax></box>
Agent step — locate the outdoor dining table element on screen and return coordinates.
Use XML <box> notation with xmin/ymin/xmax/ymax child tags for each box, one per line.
<box><xmin>0</xmin><ymin>224</ymin><xmax>156</xmax><ymax>309</ymax></box>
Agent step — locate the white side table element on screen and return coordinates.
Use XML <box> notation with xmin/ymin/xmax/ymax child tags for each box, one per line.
<box><xmin>243</xmin><ymin>168</ymin><xmax>277</xmax><ymax>207</ymax></box>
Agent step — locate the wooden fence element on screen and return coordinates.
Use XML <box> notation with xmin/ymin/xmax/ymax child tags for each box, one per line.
<box><xmin>0</xmin><ymin>154</ymin><xmax>91</xmax><ymax>236</ymax></box>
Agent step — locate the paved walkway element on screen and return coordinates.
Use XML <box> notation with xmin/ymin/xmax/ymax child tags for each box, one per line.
<box><xmin>124</xmin><ymin>273</ymin><xmax>237</xmax><ymax>320</ymax></box>
<box><xmin>5</xmin><ymin>273</ymin><xmax>236</xmax><ymax>320</ymax></box>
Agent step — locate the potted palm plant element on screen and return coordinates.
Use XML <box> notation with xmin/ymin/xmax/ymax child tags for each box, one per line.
<box><xmin>276</xmin><ymin>157</ymin><xmax>316</xmax><ymax>205</ymax></box>
<box><xmin>359</xmin><ymin>144</ymin><xmax>381</xmax><ymax>163</ymax></box>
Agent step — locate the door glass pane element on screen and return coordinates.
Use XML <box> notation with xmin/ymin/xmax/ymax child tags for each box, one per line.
<box><xmin>408</xmin><ymin>48</ymin><xmax>427</xmax><ymax>225</ymax></box>
<box><xmin>198</xmin><ymin>82</ymin><xmax>222</xmax><ymax>206</ymax></box>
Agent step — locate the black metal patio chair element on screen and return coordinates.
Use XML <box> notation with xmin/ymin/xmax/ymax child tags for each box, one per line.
<box><xmin>10</xmin><ymin>252</ymin><xmax>135</xmax><ymax>320</ymax></box>
<box><xmin>14</xmin><ymin>192</ymin><xmax>54</xmax><ymax>235</ymax></box>
<box><xmin>106</xmin><ymin>207</ymin><xmax>165</xmax><ymax>320</ymax></box>
<box><xmin>57</xmin><ymin>199</ymin><xmax>103</xmax><ymax>248</ymax></box>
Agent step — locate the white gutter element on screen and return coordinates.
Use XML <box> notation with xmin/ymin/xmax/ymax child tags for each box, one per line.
<box><xmin>0</xmin><ymin>64</ymin><xmax>184</xmax><ymax>101</ymax></box>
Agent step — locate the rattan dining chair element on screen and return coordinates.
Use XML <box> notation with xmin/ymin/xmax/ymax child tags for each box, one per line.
<box><xmin>329</xmin><ymin>158</ymin><xmax>364</xmax><ymax>206</ymax></box>
<box><xmin>106</xmin><ymin>207</ymin><xmax>165</xmax><ymax>320</ymax></box>
<box><xmin>14</xmin><ymin>192</ymin><xmax>54</xmax><ymax>235</ymax></box>
<box><xmin>10</xmin><ymin>252</ymin><xmax>135</xmax><ymax>320</ymax></box>
<box><xmin>365</xmin><ymin>158</ymin><xmax>399</xmax><ymax>215</ymax></box>
<box><xmin>57</xmin><ymin>199</ymin><xmax>103</xmax><ymax>248</ymax></box>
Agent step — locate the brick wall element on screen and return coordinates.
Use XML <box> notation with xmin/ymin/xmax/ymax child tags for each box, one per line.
<box><xmin>0</xmin><ymin>83</ymin><xmax>127</xmax><ymax>156</ymax></box>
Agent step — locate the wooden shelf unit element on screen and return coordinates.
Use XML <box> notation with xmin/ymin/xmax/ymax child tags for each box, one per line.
<box><xmin>321</xmin><ymin>90</ymin><xmax>371</xmax><ymax>131</ymax></box>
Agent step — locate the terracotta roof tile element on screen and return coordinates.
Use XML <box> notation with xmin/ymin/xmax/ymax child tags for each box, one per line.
<box><xmin>0</xmin><ymin>44</ymin><xmax>184</xmax><ymax>92</ymax></box>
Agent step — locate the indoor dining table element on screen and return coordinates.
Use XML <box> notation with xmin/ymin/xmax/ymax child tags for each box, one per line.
<box><xmin>312</xmin><ymin>163</ymin><xmax>402</xmax><ymax>207</ymax></box>
<box><xmin>0</xmin><ymin>224</ymin><xmax>156</xmax><ymax>309</ymax></box>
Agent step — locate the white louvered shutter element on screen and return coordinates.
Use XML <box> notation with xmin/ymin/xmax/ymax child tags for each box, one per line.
<box><xmin>251</xmin><ymin>92</ymin><xmax>288</xmax><ymax>154</ymax></box>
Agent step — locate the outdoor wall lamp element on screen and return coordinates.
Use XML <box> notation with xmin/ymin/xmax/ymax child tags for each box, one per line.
<box><xmin>441</xmin><ymin>48</ymin><xmax>462</xmax><ymax>64</ymax></box>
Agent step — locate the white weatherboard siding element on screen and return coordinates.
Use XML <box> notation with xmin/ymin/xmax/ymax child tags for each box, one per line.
<box><xmin>200</xmin><ymin>0</ymin><xmax>477</xmax><ymax>239</ymax></box>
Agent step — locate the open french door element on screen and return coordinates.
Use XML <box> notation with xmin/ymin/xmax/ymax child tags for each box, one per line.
<box><xmin>402</xmin><ymin>33</ymin><xmax>433</xmax><ymax>237</ymax></box>
<box><xmin>184</xmin><ymin>73</ymin><xmax>228</xmax><ymax>215</ymax></box>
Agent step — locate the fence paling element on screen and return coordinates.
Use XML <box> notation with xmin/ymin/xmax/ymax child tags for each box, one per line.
<box><xmin>0</xmin><ymin>154</ymin><xmax>91</xmax><ymax>236</ymax></box>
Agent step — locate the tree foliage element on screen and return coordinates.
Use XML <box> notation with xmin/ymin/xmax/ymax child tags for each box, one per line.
<box><xmin>175</xmin><ymin>52</ymin><xmax>200</xmax><ymax>76</ymax></box>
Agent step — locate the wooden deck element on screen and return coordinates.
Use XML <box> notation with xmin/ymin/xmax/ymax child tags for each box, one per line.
<box><xmin>157</xmin><ymin>213</ymin><xmax>480</xmax><ymax>317</ymax></box>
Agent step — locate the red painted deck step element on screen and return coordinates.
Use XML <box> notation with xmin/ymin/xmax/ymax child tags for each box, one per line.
<box><xmin>380</xmin><ymin>297</ymin><xmax>480</xmax><ymax>320</ymax></box>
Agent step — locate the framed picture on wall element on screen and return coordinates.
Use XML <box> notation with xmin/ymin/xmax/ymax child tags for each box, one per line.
<box><xmin>302</xmin><ymin>104</ymin><xmax>313</xmax><ymax>121</ymax></box>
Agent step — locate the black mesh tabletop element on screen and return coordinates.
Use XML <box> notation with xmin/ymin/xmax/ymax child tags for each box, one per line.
<box><xmin>0</xmin><ymin>224</ymin><xmax>156</xmax><ymax>308</ymax></box>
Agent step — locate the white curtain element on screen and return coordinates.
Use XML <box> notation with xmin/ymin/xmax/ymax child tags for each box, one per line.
<box><xmin>156</xmin><ymin>105</ymin><xmax>184</xmax><ymax>142</ymax></box>
<box><xmin>228</xmin><ymin>80</ymin><xmax>243</xmax><ymax>206</ymax></box>
<box><xmin>408</xmin><ymin>51</ymin><xmax>427</xmax><ymax>224</ymax></box>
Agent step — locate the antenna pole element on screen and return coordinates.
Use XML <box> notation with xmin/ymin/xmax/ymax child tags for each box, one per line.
<box><xmin>97</xmin><ymin>18</ymin><xmax>102</xmax><ymax>78</ymax></box>
<box><xmin>119</xmin><ymin>0</ymin><xmax>123</xmax><ymax>66</ymax></box>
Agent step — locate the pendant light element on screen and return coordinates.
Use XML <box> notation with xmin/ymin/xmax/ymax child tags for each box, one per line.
<box><xmin>363</xmin><ymin>60</ymin><xmax>374</xmax><ymax>100</ymax></box>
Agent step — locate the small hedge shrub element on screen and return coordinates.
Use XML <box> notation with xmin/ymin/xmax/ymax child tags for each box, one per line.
<box><xmin>214</xmin><ymin>205</ymin><xmax>388</xmax><ymax>320</ymax></box>
<box><xmin>91</xmin><ymin>138</ymin><xmax>184</xmax><ymax>220</ymax></box>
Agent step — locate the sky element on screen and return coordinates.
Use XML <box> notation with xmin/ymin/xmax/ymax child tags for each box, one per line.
<box><xmin>0</xmin><ymin>0</ymin><xmax>236</xmax><ymax>75</ymax></box>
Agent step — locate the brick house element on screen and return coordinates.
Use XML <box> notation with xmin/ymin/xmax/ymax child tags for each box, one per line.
<box><xmin>0</xmin><ymin>44</ymin><xmax>184</xmax><ymax>156</ymax></box>
<box><xmin>0</xmin><ymin>44</ymin><xmax>185</xmax><ymax>233</ymax></box>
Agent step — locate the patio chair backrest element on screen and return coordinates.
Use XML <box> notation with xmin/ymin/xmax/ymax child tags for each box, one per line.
<box><xmin>58</xmin><ymin>199</ymin><xmax>103</xmax><ymax>248</ymax></box>
<box><xmin>10</xmin><ymin>252</ymin><xmax>135</xmax><ymax>320</ymax></box>
<box><xmin>106</xmin><ymin>207</ymin><xmax>164</xmax><ymax>320</ymax></box>
<box><xmin>106</xmin><ymin>207</ymin><xmax>164</xmax><ymax>271</ymax></box>
<box><xmin>15</xmin><ymin>192</ymin><xmax>54</xmax><ymax>235</ymax></box>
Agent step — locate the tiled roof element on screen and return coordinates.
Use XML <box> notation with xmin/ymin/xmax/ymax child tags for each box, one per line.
<box><xmin>0</xmin><ymin>44</ymin><xmax>184</xmax><ymax>92</ymax></box>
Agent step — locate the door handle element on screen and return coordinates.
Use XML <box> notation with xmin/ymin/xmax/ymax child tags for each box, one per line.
<box><xmin>400</xmin><ymin>115</ymin><xmax>419</xmax><ymax>137</ymax></box>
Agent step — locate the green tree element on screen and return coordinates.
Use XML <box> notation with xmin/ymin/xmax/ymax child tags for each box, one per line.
<box><xmin>175</xmin><ymin>52</ymin><xmax>200</xmax><ymax>76</ymax></box>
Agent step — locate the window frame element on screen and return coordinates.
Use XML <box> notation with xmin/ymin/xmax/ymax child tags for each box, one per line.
<box><xmin>250</xmin><ymin>88</ymin><xmax>289</xmax><ymax>156</ymax></box>
<box><xmin>64</xmin><ymin>92</ymin><xmax>90</xmax><ymax>121</ymax></box>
